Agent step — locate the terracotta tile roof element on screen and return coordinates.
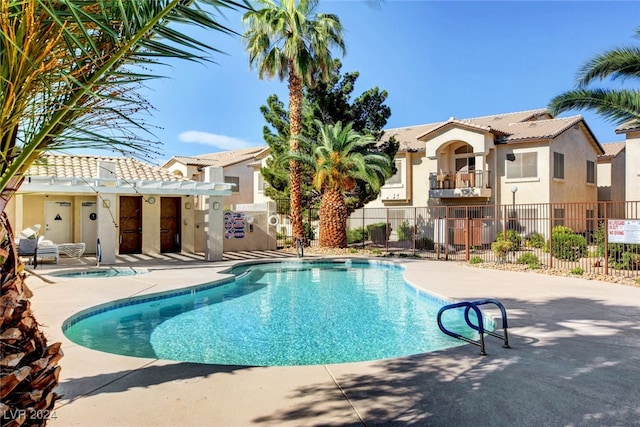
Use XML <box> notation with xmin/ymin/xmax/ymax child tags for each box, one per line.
<box><xmin>28</xmin><ymin>154</ymin><xmax>187</xmax><ymax>181</ymax></box>
<box><xmin>385</xmin><ymin>109</ymin><xmax>603</xmax><ymax>152</ymax></box>
<box><xmin>166</xmin><ymin>146</ymin><xmax>267</xmax><ymax>169</ymax></box>
<box><xmin>615</xmin><ymin>120</ymin><xmax>640</xmax><ymax>133</ymax></box>
<box><xmin>462</xmin><ymin>109</ymin><xmax>550</xmax><ymax>132</ymax></box>
<box><xmin>381</xmin><ymin>124</ymin><xmax>440</xmax><ymax>151</ymax></box>
<box><xmin>598</xmin><ymin>141</ymin><xmax>625</xmax><ymax>158</ymax></box>
<box><xmin>500</xmin><ymin>115</ymin><xmax>584</xmax><ymax>142</ymax></box>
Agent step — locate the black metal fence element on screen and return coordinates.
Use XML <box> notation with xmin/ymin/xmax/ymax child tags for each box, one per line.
<box><xmin>275</xmin><ymin>199</ymin><xmax>640</xmax><ymax>280</ymax></box>
<box><xmin>349</xmin><ymin>201</ymin><xmax>640</xmax><ymax>279</ymax></box>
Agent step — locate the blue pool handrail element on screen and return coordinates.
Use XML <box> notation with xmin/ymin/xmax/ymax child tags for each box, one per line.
<box><xmin>437</xmin><ymin>299</ymin><xmax>511</xmax><ymax>356</ymax></box>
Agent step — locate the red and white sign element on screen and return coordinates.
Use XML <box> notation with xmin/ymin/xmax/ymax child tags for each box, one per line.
<box><xmin>608</xmin><ymin>219</ymin><xmax>640</xmax><ymax>244</ymax></box>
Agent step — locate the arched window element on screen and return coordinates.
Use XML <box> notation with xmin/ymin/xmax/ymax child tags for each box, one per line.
<box><xmin>454</xmin><ymin>144</ymin><xmax>475</xmax><ymax>172</ymax></box>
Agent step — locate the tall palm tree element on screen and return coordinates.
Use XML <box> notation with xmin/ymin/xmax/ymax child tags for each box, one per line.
<box><xmin>1</xmin><ymin>1</ymin><xmax>244</xmax><ymax>423</ymax></box>
<box><xmin>286</xmin><ymin>121</ymin><xmax>391</xmax><ymax>248</ymax></box>
<box><xmin>549</xmin><ymin>27</ymin><xmax>640</xmax><ymax>127</ymax></box>
<box><xmin>242</xmin><ymin>0</ymin><xmax>345</xmax><ymax>241</ymax></box>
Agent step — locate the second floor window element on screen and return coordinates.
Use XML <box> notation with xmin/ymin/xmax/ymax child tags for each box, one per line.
<box><xmin>257</xmin><ymin>173</ymin><xmax>269</xmax><ymax>192</ymax></box>
<box><xmin>385</xmin><ymin>159</ymin><xmax>403</xmax><ymax>186</ymax></box>
<box><xmin>225</xmin><ymin>176</ymin><xmax>240</xmax><ymax>193</ymax></box>
<box><xmin>553</xmin><ymin>152</ymin><xmax>564</xmax><ymax>179</ymax></box>
<box><xmin>506</xmin><ymin>152</ymin><xmax>537</xmax><ymax>179</ymax></box>
<box><xmin>586</xmin><ymin>160</ymin><xmax>595</xmax><ymax>184</ymax></box>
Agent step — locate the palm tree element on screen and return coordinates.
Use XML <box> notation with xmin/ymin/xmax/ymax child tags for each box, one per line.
<box><xmin>549</xmin><ymin>27</ymin><xmax>640</xmax><ymax>127</ymax></box>
<box><xmin>1</xmin><ymin>1</ymin><xmax>244</xmax><ymax>422</ymax></box>
<box><xmin>242</xmin><ymin>0</ymin><xmax>345</xmax><ymax>241</ymax></box>
<box><xmin>286</xmin><ymin>121</ymin><xmax>391</xmax><ymax>248</ymax></box>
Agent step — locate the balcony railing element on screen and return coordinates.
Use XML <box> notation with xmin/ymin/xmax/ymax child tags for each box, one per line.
<box><xmin>429</xmin><ymin>170</ymin><xmax>490</xmax><ymax>190</ymax></box>
<box><xmin>429</xmin><ymin>170</ymin><xmax>492</xmax><ymax>198</ymax></box>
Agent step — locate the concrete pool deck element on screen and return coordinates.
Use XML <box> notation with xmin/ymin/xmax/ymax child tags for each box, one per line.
<box><xmin>26</xmin><ymin>255</ymin><xmax>640</xmax><ymax>426</ymax></box>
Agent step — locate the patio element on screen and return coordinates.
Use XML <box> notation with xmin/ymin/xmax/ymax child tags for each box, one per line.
<box><xmin>26</xmin><ymin>254</ymin><xmax>640</xmax><ymax>426</ymax></box>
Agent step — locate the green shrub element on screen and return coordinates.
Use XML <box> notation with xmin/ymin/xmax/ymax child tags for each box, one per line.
<box><xmin>517</xmin><ymin>252</ymin><xmax>540</xmax><ymax>269</ymax></box>
<box><xmin>570</xmin><ymin>267</ymin><xmax>584</xmax><ymax>275</ymax></box>
<box><xmin>416</xmin><ymin>236</ymin><xmax>435</xmax><ymax>250</ymax></box>
<box><xmin>550</xmin><ymin>225</ymin><xmax>587</xmax><ymax>261</ymax></box>
<box><xmin>367</xmin><ymin>222</ymin><xmax>390</xmax><ymax>245</ymax></box>
<box><xmin>303</xmin><ymin>222</ymin><xmax>315</xmax><ymax>242</ymax></box>
<box><xmin>496</xmin><ymin>230</ymin><xmax>522</xmax><ymax>250</ymax></box>
<box><xmin>469</xmin><ymin>255</ymin><xmax>483</xmax><ymax>265</ymax></box>
<box><xmin>526</xmin><ymin>232</ymin><xmax>545</xmax><ymax>249</ymax></box>
<box><xmin>612</xmin><ymin>252</ymin><xmax>640</xmax><ymax>270</ymax></box>
<box><xmin>397</xmin><ymin>220</ymin><xmax>414</xmax><ymax>241</ymax></box>
<box><xmin>347</xmin><ymin>227</ymin><xmax>367</xmax><ymax>244</ymax></box>
<box><xmin>491</xmin><ymin>240</ymin><xmax>513</xmax><ymax>262</ymax></box>
<box><xmin>349</xmin><ymin>248</ymin><xmax>358</xmax><ymax>254</ymax></box>
<box><xmin>371</xmin><ymin>248</ymin><xmax>382</xmax><ymax>255</ymax></box>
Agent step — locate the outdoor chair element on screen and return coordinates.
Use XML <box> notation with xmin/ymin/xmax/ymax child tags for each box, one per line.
<box><xmin>36</xmin><ymin>236</ymin><xmax>59</xmax><ymax>265</ymax></box>
<box><xmin>18</xmin><ymin>238</ymin><xmax>39</xmax><ymax>268</ymax></box>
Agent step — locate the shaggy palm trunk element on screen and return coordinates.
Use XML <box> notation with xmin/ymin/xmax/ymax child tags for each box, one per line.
<box><xmin>319</xmin><ymin>189</ymin><xmax>348</xmax><ymax>248</ymax></box>
<box><xmin>288</xmin><ymin>61</ymin><xmax>305</xmax><ymax>241</ymax></box>
<box><xmin>0</xmin><ymin>211</ymin><xmax>63</xmax><ymax>426</ymax></box>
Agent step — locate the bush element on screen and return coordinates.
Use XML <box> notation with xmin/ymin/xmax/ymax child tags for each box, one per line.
<box><xmin>469</xmin><ymin>255</ymin><xmax>483</xmax><ymax>265</ymax></box>
<box><xmin>550</xmin><ymin>225</ymin><xmax>587</xmax><ymax>261</ymax></box>
<box><xmin>570</xmin><ymin>267</ymin><xmax>584</xmax><ymax>275</ymax></box>
<box><xmin>416</xmin><ymin>236</ymin><xmax>435</xmax><ymax>250</ymax></box>
<box><xmin>613</xmin><ymin>252</ymin><xmax>640</xmax><ymax>270</ymax></box>
<box><xmin>496</xmin><ymin>230</ymin><xmax>522</xmax><ymax>250</ymax></box>
<box><xmin>526</xmin><ymin>232</ymin><xmax>545</xmax><ymax>249</ymax></box>
<box><xmin>517</xmin><ymin>252</ymin><xmax>540</xmax><ymax>269</ymax></box>
<box><xmin>367</xmin><ymin>223</ymin><xmax>391</xmax><ymax>245</ymax></box>
<box><xmin>371</xmin><ymin>248</ymin><xmax>382</xmax><ymax>255</ymax></box>
<box><xmin>397</xmin><ymin>220</ymin><xmax>414</xmax><ymax>241</ymax></box>
<box><xmin>491</xmin><ymin>240</ymin><xmax>513</xmax><ymax>262</ymax></box>
<box><xmin>347</xmin><ymin>227</ymin><xmax>367</xmax><ymax>244</ymax></box>
<box><xmin>303</xmin><ymin>222</ymin><xmax>315</xmax><ymax>242</ymax></box>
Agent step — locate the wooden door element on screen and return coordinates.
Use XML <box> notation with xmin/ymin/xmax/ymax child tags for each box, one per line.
<box><xmin>160</xmin><ymin>197</ymin><xmax>181</xmax><ymax>253</ymax></box>
<box><xmin>119</xmin><ymin>196</ymin><xmax>142</xmax><ymax>254</ymax></box>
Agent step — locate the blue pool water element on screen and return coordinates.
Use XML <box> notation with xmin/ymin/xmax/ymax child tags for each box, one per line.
<box><xmin>53</xmin><ymin>268</ymin><xmax>147</xmax><ymax>278</ymax></box>
<box><xmin>63</xmin><ymin>261</ymin><xmax>480</xmax><ymax>366</ymax></box>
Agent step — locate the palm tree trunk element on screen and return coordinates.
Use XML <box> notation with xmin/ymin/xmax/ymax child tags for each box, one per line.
<box><xmin>319</xmin><ymin>189</ymin><xmax>348</xmax><ymax>248</ymax></box>
<box><xmin>288</xmin><ymin>61</ymin><xmax>305</xmax><ymax>241</ymax></box>
<box><xmin>1</xmin><ymin>211</ymin><xmax>63</xmax><ymax>426</ymax></box>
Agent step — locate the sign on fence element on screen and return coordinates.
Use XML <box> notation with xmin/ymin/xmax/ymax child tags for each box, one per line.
<box><xmin>608</xmin><ymin>219</ymin><xmax>640</xmax><ymax>244</ymax></box>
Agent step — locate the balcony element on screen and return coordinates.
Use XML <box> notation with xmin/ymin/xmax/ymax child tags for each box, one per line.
<box><xmin>429</xmin><ymin>170</ymin><xmax>492</xmax><ymax>199</ymax></box>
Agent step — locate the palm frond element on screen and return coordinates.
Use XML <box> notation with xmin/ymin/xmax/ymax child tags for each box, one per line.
<box><xmin>1</xmin><ymin>0</ymin><xmax>249</xmax><ymax>194</ymax></box>
<box><xmin>549</xmin><ymin>88</ymin><xmax>640</xmax><ymax>126</ymax></box>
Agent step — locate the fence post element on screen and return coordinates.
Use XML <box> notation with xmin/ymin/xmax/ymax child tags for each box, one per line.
<box><xmin>413</xmin><ymin>207</ymin><xmax>417</xmax><ymax>254</ymax></box>
<box><xmin>385</xmin><ymin>207</ymin><xmax>389</xmax><ymax>253</ymax></box>
<box><xmin>445</xmin><ymin>207</ymin><xmax>449</xmax><ymax>261</ymax></box>
<box><xmin>361</xmin><ymin>209</ymin><xmax>365</xmax><ymax>250</ymax></box>
<box><xmin>465</xmin><ymin>207</ymin><xmax>470</xmax><ymax>261</ymax></box>
<box><xmin>549</xmin><ymin>206</ymin><xmax>553</xmax><ymax>269</ymax></box>
<box><xmin>604</xmin><ymin>202</ymin><xmax>608</xmax><ymax>275</ymax></box>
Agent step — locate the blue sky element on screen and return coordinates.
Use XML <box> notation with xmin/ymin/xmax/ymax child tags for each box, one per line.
<box><xmin>133</xmin><ymin>1</ymin><xmax>639</xmax><ymax>164</ymax></box>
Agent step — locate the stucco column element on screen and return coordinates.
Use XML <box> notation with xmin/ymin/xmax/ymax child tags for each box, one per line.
<box><xmin>203</xmin><ymin>166</ymin><xmax>225</xmax><ymax>261</ymax></box>
<box><xmin>205</xmin><ymin>196</ymin><xmax>224</xmax><ymax>261</ymax></box>
<box><xmin>97</xmin><ymin>193</ymin><xmax>117</xmax><ymax>265</ymax></box>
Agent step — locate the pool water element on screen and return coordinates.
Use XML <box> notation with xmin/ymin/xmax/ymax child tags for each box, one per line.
<box><xmin>63</xmin><ymin>261</ymin><xmax>479</xmax><ymax>366</ymax></box>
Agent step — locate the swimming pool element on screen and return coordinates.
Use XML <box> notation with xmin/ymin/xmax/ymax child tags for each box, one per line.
<box><xmin>63</xmin><ymin>260</ymin><xmax>482</xmax><ymax>366</ymax></box>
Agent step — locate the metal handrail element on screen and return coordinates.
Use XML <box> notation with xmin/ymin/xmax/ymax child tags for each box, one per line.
<box><xmin>437</xmin><ymin>298</ymin><xmax>511</xmax><ymax>355</ymax></box>
<box><xmin>437</xmin><ymin>301</ymin><xmax>487</xmax><ymax>355</ymax></box>
<box><xmin>463</xmin><ymin>299</ymin><xmax>510</xmax><ymax>349</ymax></box>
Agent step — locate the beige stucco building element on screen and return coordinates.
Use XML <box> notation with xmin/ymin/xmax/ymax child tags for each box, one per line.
<box><xmin>365</xmin><ymin>109</ymin><xmax>605</xmax><ymax>210</ymax></box>
<box><xmin>8</xmin><ymin>154</ymin><xmax>232</xmax><ymax>264</ymax></box>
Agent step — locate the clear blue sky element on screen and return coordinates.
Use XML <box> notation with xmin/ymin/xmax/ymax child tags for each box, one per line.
<box><xmin>131</xmin><ymin>1</ymin><xmax>639</xmax><ymax>164</ymax></box>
